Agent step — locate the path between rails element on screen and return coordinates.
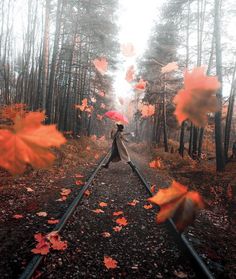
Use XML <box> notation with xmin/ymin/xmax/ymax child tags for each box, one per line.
<box><xmin>40</xmin><ymin>158</ymin><xmax>195</xmax><ymax>279</ymax></box>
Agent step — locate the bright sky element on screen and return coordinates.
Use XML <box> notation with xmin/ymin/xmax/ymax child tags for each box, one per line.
<box><xmin>113</xmin><ymin>0</ymin><xmax>163</xmax><ymax>100</ymax></box>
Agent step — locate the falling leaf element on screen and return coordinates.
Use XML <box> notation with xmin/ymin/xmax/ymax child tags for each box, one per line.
<box><xmin>76</xmin><ymin>180</ymin><xmax>84</xmax><ymax>186</ymax></box>
<box><xmin>93</xmin><ymin>58</ymin><xmax>108</xmax><ymax>75</ymax></box>
<box><xmin>143</xmin><ymin>204</ymin><xmax>153</xmax><ymax>210</ymax></box>
<box><xmin>47</xmin><ymin>219</ymin><xmax>59</xmax><ymax>225</ymax></box>
<box><xmin>113</xmin><ymin>211</ymin><xmax>123</xmax><ymax>216</ymax></box>
<box><xmin>128</xmin><ymin>199</ymin><xmax>139</xmax><ymax>206</ymax></box>
<box><xmin>36</xmin><ymin>211</ymin><xmax>48</xmax><ymax>217</ymax></box>
<box><xmin>161</xmin><ymin>62</ymin><xmax>178</xmax><ymax>73</ymax></box>
<box><xmin>104</xmin><ymin>256</ymin><xmax>118</xmax><ymax>269</ymax></box>
<box><xmin>26</xmin><ymin>187</ymin><xmax>34</xmax><ymax>192</ymax></box>
<box><xmin>13</xmin><ymin>214</ymin><xmax>24</xmax><ymax>219</ymax></box>
<box><xmin>98</xmin><ymin>91</ymin><xmax>105</xmax><ymax>97</ymax></box>
<box><xmin>148</xmin><ymin>181</ymin><xmax>204</xmax><ymax>231</ymax></box>
<box><xmin>140</xmin><ymin>104</ymin><xmax>155</xmax><ymax>118</ymax></box>
<box><xmin>75</xmin><ymin>98</ymin><xmax>93</xmax><ymax>113</ymax></box>
<box><xmin>0</xmin><ymin>111</ymin><xmax>66</xmax><ymax>174</ymax></box>
<box><xmin>121</xmin><ymin>43</ymin><xmax>135</xmax><ymax>57</ymax></box>
<box><xmin>1</xmin><ymin>103</ymin><xmax>26</xmax><ymax>120</ymax></box>
<box><xmin>173</xmin><ymin>67</ymin><xmax>220</xmax><ymax>127</ymax></box>
<box><xmin>134</xmin><ymin>79</ymin><xmax>146</xmax><ymax>91</ymax></box>
<box><xmin>149</xmin><ymin>159</ymin><xmax>161</xmax><ymax>169</ymax></box>
<box><xmin>125</xmin><ymin>65</ymin><xmax>135</xmax><ymax>82</ymax></box>
<box><xmin>92</xmin><ymin>209</ymin><xmax>104</xmax><ymax>214</ymax></box>
<box><xmin>101</xmin><ymin>232</ymin><xmax>111</xmax><ymax>238</ymax></box>
<box><xmin>113</xmin><ymin>226</ymin><xmax>122</xmax><ymax>232</ymax></box>
<box><xmin>116</xmin><ymin>217</ymin><xmax>128</xmax><ymax>226</ymax></box>
<box><xmin>99</xmin><ymin>202</ymin><xmax>108</xmax><ymax>207</ymax></box>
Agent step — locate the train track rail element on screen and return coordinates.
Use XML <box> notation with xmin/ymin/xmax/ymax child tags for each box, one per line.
<box><xmin>19</xmin><ymin>153</ymin><xmax>215</xmax><ymax>279</ymax></box>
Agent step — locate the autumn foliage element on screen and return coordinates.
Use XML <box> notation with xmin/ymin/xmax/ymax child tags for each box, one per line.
<box><xmin>148</xmin><ymin>181</ymin><xmax>204</xmax><ymax>232</ymax></box>
<box><xmin>173</xmin><ymin>67</ymin><xmax>221</xmax><ymax>127</ymax></box>
<box><xmin>0</xmin><ymin>106</ymin><xmax>66</xmax><ymax>174</ymax></box>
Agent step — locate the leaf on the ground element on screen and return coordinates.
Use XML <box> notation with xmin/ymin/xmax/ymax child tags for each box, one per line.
<box><xmin>104</xmin><ymin>256</ymin><xmax>118</xmax><ymax>269</ymax></box>
<box><xmin>47</xmin><ymin>219</ymin><xmax>59</xmax><ymax>224</ymax></box>
<box><xmin>0</xmin><ymin>111</ymin><xmax>66</xmax><ymax>174</ymax></box>
<box><xmin>149</xmin><ymin>159</ymin><xmax>161</xmax><ymax>168</ymax></box>
<box><xmin>113</xmin><ymin>211</ymin><xmax>123</xmax><ymax>216</ymax></box>
<box><xmin>36</xmin><ymin>211</ymin><xmax>48</xmax><ymax>217</ymax></box>
<box><xmin>92</xmin><ymin>209</ymin><xmax>104</xmax><ymax>214</ymax></box>
<box><xmin>113</xmin><ymin>226</ymin><xmax>122</xmax><ymax>232</ymax></box>
<box><xmin>127</xmin><ymin>199</ymin><xmax>139</xmax><ymax>206</ymax></box>
<box><xmin>93</xmin><ymin>58</ymin><xmax>108</xmax><ymax>75</ymax></box>
<box><xmin>76</xmin><ymin>180</ymin><xmax>84</xmax><ymax>186</ymax></box>
<box><xmin>84</xmin><ymin>190</ymin><xmax>91</xmax><ymax>197</ymax></box>
<box><xmin>116</xmin><ymin>217</ymin><xmax>128</xmax><ymax>226</ymax></box>
<box><xmin>151</xmin><ymin>185</ymin><xmax>156</xmax><ymax>193</ymax></box>
<box><xmin>26</xmin><ymin>187</ymin><xmax>34</xmax><ymax>192</ymax></box>
<box><xmin>13</xmin><ymin>214</ymin><xmax>24</xmax><ymax>219</ymax></box>
<box><xmin>99</xmin><ymin>202</ymin><xmax>108</xmax><ymax>207</ymax></box>
<box><xmin>101</xmin><ymin>232</ymin><xmax>111</xmax><ymax>238</ymax></box>
<box><xmin>173</xmin><ymin>270</ymin><xmax>188</xmax><ymax>278</ymax></box>
<box><xmin>47</xmin><ymin>232</ymin><xmax>67</xmax><ymax>251</ymax></box>
<box><xmin>61</xmin><ymin>188</ymin><xmax>71</xmax><ymax>196</ymax></box>
<box><xmin>148</xmin><ymin>181</ymin><xmax>204</xmax><ymax>231</ymax></box>
<box><xmin>31</xmin><ymin>233</ymin><xmax>50</xmax><ymax>255</ymax></box>
<box><xmin>143</xmin><ymin>204</ymin><xmax>153</xmax><ymax>210</ymax></box>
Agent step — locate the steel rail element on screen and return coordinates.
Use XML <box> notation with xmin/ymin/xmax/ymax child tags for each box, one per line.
<box><xmin>19</xmin><ymin>152</ymin><xmax>110</xmax><ymax>279</ymax></box>
<box><xmin>129</xmin><ymin>160</ymin><xmax>215</xmax><ymax>279</ymax></box>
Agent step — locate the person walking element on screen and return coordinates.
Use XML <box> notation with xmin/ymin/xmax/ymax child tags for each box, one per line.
<box><xmin>102</xmin><ymin>124</ymin><xmax>134</xmax><ymax>170</ymax></box>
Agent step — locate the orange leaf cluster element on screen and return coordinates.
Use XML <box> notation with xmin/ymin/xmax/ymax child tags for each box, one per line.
<box><xmin>148</xmin><ymin>181</ymin><xmax>204</xmax><ymax>232</ymax></box>
<box><xmin>125</xmin><ymin>65</ymin><xmax>135</xmax><ymax>82</ymax></box>
<box><xmin>134</xmin><ymin>79</ymin><xmax>147</xmax><ymax>91</ymax></box>
<box><xmin>173</xmin><ymin>67</ymin><xmax>220</xmax><ymax>127</ymax></box>
<box><xmin>101</xmin><ymin>232</ymin><xmax>111</xmax><ymax>238</ymax></box>
<box><xmin>104</xmin><ymin>256</ymin><xmax>118</xmax><ymax>269</ymax></box>
<box><xmin>140</xmin><ymin>104</ymin><xmax>155</xmax><ymax>118</ymax></box>
<box><xmin>93</xmin><ymin>58</ymin><xmax>108</xmax><ymax>75</ymax></box>
<box><xmin>31</xmin><ymin>232</ymin><xmax>67</xmax><ymax>255</ymax></box>
<box><xmin>0</xmin><ymin>110</ymin><xmax>66</xmax><ymax>174</ymax></box>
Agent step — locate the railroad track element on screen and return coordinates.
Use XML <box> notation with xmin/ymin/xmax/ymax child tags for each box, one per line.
<box><xmin>19</xmin><ymin>153</ymin><xmax>215</xmax><ymax>279</ymax></box>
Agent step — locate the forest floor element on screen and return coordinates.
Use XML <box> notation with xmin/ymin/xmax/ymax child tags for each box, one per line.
<box><xmin>0</xmin><ymin>138</ymin><xmax>235</xmax><ymax>278</ymax></box>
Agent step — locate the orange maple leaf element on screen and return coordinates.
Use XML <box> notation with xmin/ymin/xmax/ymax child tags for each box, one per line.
<box><xmin>99</xmin><ymin>202</ymin><xmax>108</xmax><ymax>207</ymax></box>
<box><xmin>0</xmin><ymin>111</ymin><xmax>66</xmax><ymax>174</ymax></box>
<box><xmin>61</xmin><ymin>188</ymin><xmax>71</xmax><ymax>196</ymax></box>
<box><xmin>92</xmin><ymin>209</ymin><xmax>104</xmax><ymax>214</ymax></box>
<box><xmin>47</xmin><ymin>232</ymin><xmax>67</xmax><ymax>250</ymax></box>
<box><xmin>148</xmin><ymin>181</ymin><xmax>204</xmax><ymax>231</ymax></box>
<box><xmin>149</xmin><ymin>159</ymin><xmax>161</xmax><ymax>169</ymax></box>
<box><xmin>104</xmin><ymin>256</ymin><xmax>118</xmax><ymax>269</ymax></box>
<box><xmin>113</xmin><ymin>211</ymin><xmax>123</xmax><ymax>216</ymax></box>
<box><xmin>1</xmin><ymin>103</ymin><xmax>26</xmax><ymax>120</ymax></box>
<box><xmin>173</xmin><ymin>67</ymin><xmax>220</xmax><ymax>127</ymax></box>
<box><xmin>93</xmin><ymin>58</ymin><xmax>108</xmax><ymax>75</ymax></box>
<box><xmin>151</xmin><ymin>185</ymin><xmax>156</xmax><ymax>193</ymax></box>
<box><xmin>31</xmin><ymin>233</ymin><xmax>50</xmax><ymax>255</ymax></box>
<box><xmin>115</xmin><ymin>217</ymin><xmax>128</xmax><ymax>226</ymax></box>
<box><xmin>47</xmin><ymin>219</ymin><xmax>59</xmax><ymax>224</ymax></box>
<box><xmin>125</xmin><ymin>65</ymin><xmax>135</xmax><ymax>82</ymax></box>
<box><xmin>75</xmin><ymin>98</ymin><xmax>93</xmax><ymax>113</ymax></box>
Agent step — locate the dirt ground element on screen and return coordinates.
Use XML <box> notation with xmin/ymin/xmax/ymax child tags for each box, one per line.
<box><xmin>0</xmin><ymin>138</ymin><xmax>235</xmax><ymax>278</ymax></box>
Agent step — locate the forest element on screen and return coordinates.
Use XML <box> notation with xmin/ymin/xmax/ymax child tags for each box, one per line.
<box><xmin>0</xmin><ymin>0</ymin><xmax>235</xmax><ymax>278</ymax></box>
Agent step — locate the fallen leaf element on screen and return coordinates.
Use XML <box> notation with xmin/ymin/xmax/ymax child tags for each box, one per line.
<box><xmin>113</xmin><ymin>226</ymin><xmax>122</xmax><ymax>232</ymax></box>
<box><xmin>173</xmin><ymin>270</ymin><xmax>188</xmax><ymax>278</ymax></box>
<box><xmin>113</xmin><ymin>211</ymin><xmax>123</xmax><ymax>216</ymax></box>
<box><xmin>99</xmin><ymin>202</ymin><xmax>108</xmax><ymax>207</ymax></box>
<box><xmin>61</xmin><ymin>188</ymin><xmax>71</xmax><ymax>196</ymax></box>
<box><xmin>148</xmin><ymin>181</ymin><xmax>204</xmax><ymax>231</ymax></box>
<box><xmin>76</xmin><ymin>180</ymin><xmax>84</xmax><ymax>186</ymax></box>
<box><xmin>116</xmin><ymin>217</ymin><xmax>128</xmax><ymax>226</ymax></box>
<box><xmin>128</xmin><ymin>199</ymin><xmax>139</xmax><ymax>206</ymax></box>
<box><xmin>47</xmin><ymin>219</ymin><xmax>59</xmax><ymax>224</ymax></box>
<box><xmin>47</xmin><ymin>232</ymin><xmax>67</xmax><ymax>250</ymax></box>
<box><xmin>143</xmin><ymin>204</ymin><xmax>153</xmax><ymax>210</ymax></box>
<box><xmin>31</xmin><ymin>233</ymin><xmax>50</xmax><ymax>255</ymax></box>
<box><xmin>84</xmin><ymin>190</ymin><xmax>91</xmax><ymax>197</ymax></box>
<box><xmin>13</xmin><ymin>214</ymin><xmax>24</xmax><ymax>219</ymax></box>
<box><xmin>36</xmin><ymin>211</ymin><xmax>48</xmax><ymax>217</ymax></box>
<box><xmin>104</xmin><ymin>256</ymin><xmax>118</xmax><ymax>269</ymax></box>
<box><xmin>26</xmin><ymin>187</ymin><xmax>34</xmax><ymax>192</ymax></box>
<box><xmin>92</xmin><ymin>209</ymin><xmax>104</xmax><ymax>214</ymax></box>
<box><xmin>101</xmin><ymin>232</ymin><xmax>111</xmax><ymax>238</ymax></box>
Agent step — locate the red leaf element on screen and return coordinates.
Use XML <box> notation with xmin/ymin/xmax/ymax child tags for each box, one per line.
<box><xmin>99</xmin><ymin>202</ymin><xmax>108</xmax><ymax>207</ymax></box>
<box><xmin>104</xmin><ymin>256</ymin><xmax>118</xmax><ymax>269</ymax></box>
<box><xmin>116</xmin><ymin>217</ymin><xmax>128</xmax><ymax>226</ymax></box>
<box><xmin>113</xmin><ymin>226</ymin><xmax>122</xmax><ymax>232</ymax></box>
<box><xmin>13</xmin><ymin>214</ymin><xmax>24</xmax><ymax>219</ymax></box>
<box><xmin>93</xmin><ymin>58</ymin><xmax>108</xmax><ymax>75</ymax></box>
<box><xmin>84</xmin><ymin>190</ymin><xmax>91</xmax><ymax>197</ymax></box>
<box><xmin>134</xmin><ymin>79</ymin><xmax>146</xmax><ymax>91</ymax></box>
<box><xmin>47</xmin><ymin>219</ymin><xmax>59</xmax><ymax>224</ymax></box>
<box><xmin>149</xmin><ymin>159</ymin><xmax>161</xmax><ymax>169</ymax></box>
<box><xmin>75</xmin><ymin>180</ymin><xmax>84</xmax><ymax>186</ymax></box>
